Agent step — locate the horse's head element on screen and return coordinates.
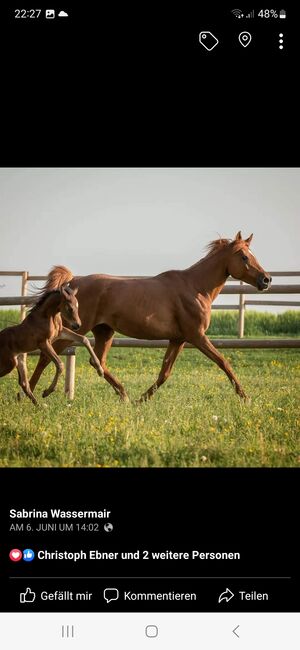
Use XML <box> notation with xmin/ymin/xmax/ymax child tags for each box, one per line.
<box><xmin>227</xmin><ymin>232</ymin><xmax>272</xmax><ymax>291</ymax></box>
<box><xmin>59</xmin><ymin>285</ymin><xmax>81</xmax><ymax>330</ymax></box>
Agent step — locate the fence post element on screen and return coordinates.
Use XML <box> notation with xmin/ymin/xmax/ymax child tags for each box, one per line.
<box><xmin>18</xmin><ymin>272</ymin><xmax>29</xmax><ymax>399</ymax></box>
<box><xmin>65</xmin><ymin>349</ymin><xmax>76</xmax><ymax>400</ymax></box>
<box><xmin>238</xmin><ymin>281</ymin><xmax>245</xmax><ymax>338</ymax></box>
<box><xmin>20</xmin><ymin>271</ymin><xmax>28</xmax><ymax>321</ymax></box>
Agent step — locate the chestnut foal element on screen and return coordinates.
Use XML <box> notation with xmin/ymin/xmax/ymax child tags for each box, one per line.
<box><xmin>0</xmin><ymin>284</ymin><xmax>104</xmax><ymax>405</ymax></box>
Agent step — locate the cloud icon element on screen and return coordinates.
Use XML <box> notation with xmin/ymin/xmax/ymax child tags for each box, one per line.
<box><xmin>58</xmin><ymin>10</ymin><xmax>68</xmax><ymax>17</ymax></box>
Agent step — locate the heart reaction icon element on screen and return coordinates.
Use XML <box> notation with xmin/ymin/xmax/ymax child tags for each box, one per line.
<box><xmin>9</xmin><ymin>549</ymin><xmax>22</xmax><ymax>562</ymax></box>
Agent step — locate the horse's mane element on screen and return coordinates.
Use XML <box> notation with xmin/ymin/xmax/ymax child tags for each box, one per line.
<box><xmin>204</xmin><ymin>238</ymin><xmax>244</xmax><ymax>258</ymax></box>
<box><xmin>28</xmin><ymin>289</ymin><xmax>61</xmax><ymax>314</ymax></box>
<box><xmin>205</xmin><ymin>238</ymin><xmax>232</xmax><ymax>257</ymax></box>
<box><xmin>28</xmin><ymin>266</ymin><xmax>74</xmax><ymax>314</ymax></box>
<box><xmin>41</xmin><ymin>265</ymin><xmax>73</xmax><ymax>292</ymax></box>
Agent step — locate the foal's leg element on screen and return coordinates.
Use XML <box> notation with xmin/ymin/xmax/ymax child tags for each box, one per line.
<box><xmin>92</xmin><ymin>324</ymin><xmax>129</xmax><ymax>402</ymax></box>
<box><xmin>16</xmin><ymin>355</ymin><xmax>38</xmax><ymax>405</ymax></box>
<box><xmin>58</xmin><ymin>328</ymin><xmax>104</xmax><ymax>377</ymax></box>
<box><xmin>28</xmin><ymin>339</ymin><xmax>68</xmax><ymax>394</ymax></box>
<box><xmin>0</xmin><ymin>356</ymin><xmax>17</xmax><ymax>378</ymax></box>
<box><xmin>39</xmin><ymin>341</ymin><xmax>65</xmax><ymax>398</ymax></box>
<box><xmin>189</xmin><ymin>333</ymin><xmax>247</xmax><ymax>399</ymax></box>
<box><xmin>137</xmin><ymin>340</ymin><xmax>185</xmax><ymax>403</ymax></box>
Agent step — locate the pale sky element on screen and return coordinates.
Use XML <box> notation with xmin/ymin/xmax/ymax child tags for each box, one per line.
<box><xmin>0</xmin><ymin>168</ymin><xmax>299</xmax><ymax>310</ymax></box>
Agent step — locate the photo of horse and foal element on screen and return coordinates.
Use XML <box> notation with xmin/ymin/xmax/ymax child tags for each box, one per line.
<box><xmin>1</xmin><ymin>232</ymin><xmax>269</xmax><ymax>402</ymax></box>
<box><xmin>0</xmin><ymin>232</ymin><xmax>298</xmax><ymax>468</ymax></box>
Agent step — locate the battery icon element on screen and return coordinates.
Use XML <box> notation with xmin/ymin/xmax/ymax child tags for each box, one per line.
<box><xmin>279</xmin><ymin>9</ymin><xmax>286</xmax><ymax>18</ymax></box>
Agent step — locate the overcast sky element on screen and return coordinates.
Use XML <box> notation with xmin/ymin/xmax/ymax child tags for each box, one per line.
<box><xmin>0</xmin><ymin>168</ymin><xmax>299</xmax><ymax>310</ymax></box>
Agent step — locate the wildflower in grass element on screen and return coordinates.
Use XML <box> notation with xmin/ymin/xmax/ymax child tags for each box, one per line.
<box><xmin>212</xmin><ymin>415</ymin><xmax>218</xmax><ymax>421</ymax></box>
<box><xmin>200</xmin><ymin>455</ymin><xmax>207</xmax><ymax>462</ymax></box>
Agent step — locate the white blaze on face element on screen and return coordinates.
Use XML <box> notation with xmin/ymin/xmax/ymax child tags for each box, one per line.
<box><xmin>248</xmin><ymin>249</ymin><xmax>257</xmax><ymax>264</ymax></box>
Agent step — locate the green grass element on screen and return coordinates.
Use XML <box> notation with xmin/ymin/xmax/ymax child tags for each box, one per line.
<box><xmin>1</xmin><ymin>309</ymin><xmax>300</xmax><ymax>336</ymax></box>
<box><xmin>208</xmin><ymin>310</ymin><xmax>300</xmax><ymax>336</ymax></box>
<box><xmin>0</xmin><ymin>347</ymin><xmax>299</xmax><ymax>468</ymax></box>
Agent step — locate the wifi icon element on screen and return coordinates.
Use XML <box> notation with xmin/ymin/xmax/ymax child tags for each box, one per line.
<box><xmin>231</xmin><ymin>8</ymin><xmax>244</xmax><ymax>18</ymax></box>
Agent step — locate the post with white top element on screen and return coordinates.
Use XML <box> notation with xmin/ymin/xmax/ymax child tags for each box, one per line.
<box><xmin>65</xmin><ymin>348</ymin><xmax>76</xmax><ymax>400</ymax></box>
<box><xmin>238</xmin><ymin>281</ymin><xmax>245</xmax><ymax>338</ymax></box>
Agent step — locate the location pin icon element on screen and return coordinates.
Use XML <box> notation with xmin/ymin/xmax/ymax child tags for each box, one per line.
<box><xmin>239</xmin><ymin>31</ymin><xmax>252</xmax><ymax>47</ymax></box>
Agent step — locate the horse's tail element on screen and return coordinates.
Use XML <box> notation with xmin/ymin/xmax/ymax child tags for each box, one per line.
<box><xmin>43</xmin><ymin>265</ymin><xmax>74</xmax><ymax>291</ymax></box>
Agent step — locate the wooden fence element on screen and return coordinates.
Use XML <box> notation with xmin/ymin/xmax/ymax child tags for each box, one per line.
<box><xmin>0</xmin><ymin>271</ymin><xmax>299</xmax><ymax>399</ymax></box>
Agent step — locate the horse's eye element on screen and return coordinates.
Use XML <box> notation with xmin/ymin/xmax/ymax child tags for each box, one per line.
<box><xmin>242</xmin><ymin>254</ymin><xmax>248</xmax><ymax>262</ymax></box>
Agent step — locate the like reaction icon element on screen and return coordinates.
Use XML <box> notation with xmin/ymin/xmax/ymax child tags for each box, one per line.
<box><xmin>20</xmin><ymin>588</ymin><xmax>36</xmax><ymax>604</ymax></box>
<box><xmin>23</xmin><ymin>549</ymin><xmax>35</xmax><ymax>562</ymax></box>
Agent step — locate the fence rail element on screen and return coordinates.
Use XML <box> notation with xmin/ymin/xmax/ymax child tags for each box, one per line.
<box><xmin>1</xmin><ymin>270</ymin><xmax>299</xmax><ymax>399</ymax></box>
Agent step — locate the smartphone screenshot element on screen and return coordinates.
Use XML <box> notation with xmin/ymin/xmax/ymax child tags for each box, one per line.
<box><xmin>0</xmin><ymin>4</ymin><xmax>299</xmax><ymax>648</ymax></box>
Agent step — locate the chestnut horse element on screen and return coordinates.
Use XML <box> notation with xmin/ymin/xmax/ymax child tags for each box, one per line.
<box><xmin>0</xmin><ymin>277</ymin><xmax>104</xmax><ymax>404</ymax></box>
<box><xmin>28</xmin><ymin>232</ymin><xmax>271</xmax><ymax>402</ymax></box>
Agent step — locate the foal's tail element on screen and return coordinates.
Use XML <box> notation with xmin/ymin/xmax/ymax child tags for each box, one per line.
<box><xmin>43</xmin><ymin>265</ymin><xmax>74</xmax><ymax>291</ymax></box>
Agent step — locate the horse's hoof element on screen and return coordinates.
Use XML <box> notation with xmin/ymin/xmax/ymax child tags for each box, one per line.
<box><xmin>134</xmin><ymin>396</ymin><xmax>146</xmax><ymax>406</ymax></box>
<box><xmin>238</xmin><ymin>390</ymin><xmax>249</xmax><ymax>403</ymax></box>
<box><xmin>42</xmin><ymin>389</ymin><xmax>50</xmax><ymax>398</ymax></box>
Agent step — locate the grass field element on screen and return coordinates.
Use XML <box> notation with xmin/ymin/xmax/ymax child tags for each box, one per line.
<box><xmin>0</xmin><ymin>341</ymin><xmax>299</xmax><ymax>468</ymax></box>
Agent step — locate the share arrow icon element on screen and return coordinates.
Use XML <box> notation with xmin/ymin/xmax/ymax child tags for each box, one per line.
<box><xmin>218</xmin><ymin>587</ymin><xmax>235</xmax><ymax>603</ymax></box>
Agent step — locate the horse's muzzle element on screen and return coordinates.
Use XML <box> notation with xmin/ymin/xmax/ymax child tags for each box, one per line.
<box><xmin>71</xmin><ymin>323</ymin><xmax>81</xmax><ymax>331</ymax></box>
<box><xmin>257</xmin><ymin>273</ymin><xmax>272</xmax><ymax>291</ymax></box>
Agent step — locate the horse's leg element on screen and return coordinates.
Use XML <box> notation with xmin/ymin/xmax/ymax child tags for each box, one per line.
<box><xmin>92</xmin><ymin>324</ymin><xmax>129</xmax><ymax>402</ymax></box>
<box><xmin>137</xmin><ymin>340</ymin><xmax>185</xmax><ymax>403</ymax></box>
<box><xmin>38</xmin><ymin>341</ymin><xmax>65</xmax><ymax>398</ymax></box>
<box><xmin>27</xmin><ymin>340</ymin><xmax>69</xmax><ymax>394</ymax></box>
<box><xmin>59</xmin><ymin>328</ymin><xmax>104</xmax><ymax>377</ymax></box>
<box><xmin>189</xmin><ymin>333</ymin><xmax>247</xmax><ymax>399</ymax></box>
<box><xmin>0</xmin><ymin>355</ymin><xmax>17</xmax><ymax>378</ymax></box>
<box><xmin>16</xmin><ymin>355</ymin><xmax>38</xmax><ymax>405</ymax></box>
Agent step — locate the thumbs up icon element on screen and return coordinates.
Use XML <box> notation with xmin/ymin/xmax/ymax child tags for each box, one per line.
<box><xmin>20</xmin><ymin>588</ymin><xmax>36</xmax><ymax>603</ymax></box>
<box><xmin>23</xmin><ymin>549</ymin><xmax>35</xmax><ymax>562</ymax></box>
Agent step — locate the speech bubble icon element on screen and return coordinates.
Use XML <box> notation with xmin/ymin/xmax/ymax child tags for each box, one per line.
<box><xmin>104</xmin><ymin>588</ymin><xmax>119</xmax><ymax>604</ymax></box>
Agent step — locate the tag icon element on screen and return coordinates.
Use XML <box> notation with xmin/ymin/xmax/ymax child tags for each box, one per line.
<box><xmin>239</xmin><ymin>31</ymin><xmax>252</xmax><ymax>47</ymax></box>
<box><xmin>199</xmin><ymin>32</ymin><xmax>219</xmax><ymax>51</ymax></box>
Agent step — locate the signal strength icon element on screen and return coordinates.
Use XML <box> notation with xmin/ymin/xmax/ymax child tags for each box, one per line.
<box><xmin>246</xmin><ymin>10</ymin><xmax>255</xmax><ymax>18</ymax></box>
<box><xmin>231</xmin><ymin>9</ymin><xmax>244</xmax><ymax>18</ymax></box>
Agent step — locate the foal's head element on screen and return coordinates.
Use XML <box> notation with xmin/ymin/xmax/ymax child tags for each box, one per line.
<box><xmin>59</xmin><ymin>285</ymin><xmax>81</xmax><ymax>330</ymax></box>
<box><xmin>227</xmin><ymin>232</ymin><xmax>272</xmax><ymax>291</ymax></box>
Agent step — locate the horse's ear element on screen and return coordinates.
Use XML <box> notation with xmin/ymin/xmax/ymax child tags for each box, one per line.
<box><xmin>73</xmin><ymin>287</ymin><xmax>78</xmax><ymax>296</ymax></box>
<box><xmin>235</xmin><ymin>231</ymin><xmax>242</xmax><ymax>241</ymax></box>
<box><xmin>245</xmin><ymin>233</ymin><xmax>253</xmax><ymax>247</ymax></box>
<box><xmin>61</xmin><ymin>285</ymin><xmax>69</xmax><ymax>298</ymax></box>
